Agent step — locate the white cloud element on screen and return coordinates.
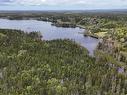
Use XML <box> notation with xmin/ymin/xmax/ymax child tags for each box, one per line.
<box><xmin>9</xmin><ymin>0</ymin><xmax>46</xmax><ymax>5</ymax></box>
<box><xmin>0</xmin><ymin>0</ymin><xmax>127</xmax><ymax>9</ymax></box>
<box><xmin>12</xmin><ymin>0</ymin><xmax>88</xmax><ymax>5</ymax></box>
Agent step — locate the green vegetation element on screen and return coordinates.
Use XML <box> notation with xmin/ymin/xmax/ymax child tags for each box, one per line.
<box><xmin>0</xmin><ymin>29</ymin><xmax>127</xmax><ymax>95</ymax></box>
<box><xmin>0</xmin><ymin>11</ymin><xmax>127</xmax><ymax>95</ymax></box>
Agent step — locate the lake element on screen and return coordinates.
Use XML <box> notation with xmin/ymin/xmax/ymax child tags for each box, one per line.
<box><xmin>0</xmin><ymin>19</ymin><xmax>99</xmax><ymax>55</ymax></box>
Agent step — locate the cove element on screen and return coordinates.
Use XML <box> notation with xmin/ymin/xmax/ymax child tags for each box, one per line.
<box><xmin>0</xmin><ymin>19</ymin><xmax>99</xmax><ymax>55</ymax></box>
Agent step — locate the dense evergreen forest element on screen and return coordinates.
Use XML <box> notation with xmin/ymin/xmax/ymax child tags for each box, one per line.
<box><xmin>0</xmin><ymin>11</ymin><xmax>127</xmax><ymax>95</ymax></box>
<box><xmin>0</xmin><ymin>29</ymin><xmax>127</xmax><ymax>95</ymax></box>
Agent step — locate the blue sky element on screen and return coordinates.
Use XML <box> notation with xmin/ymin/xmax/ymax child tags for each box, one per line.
<box><xmin>0</xmin><ymin>0</ymin><xmax>127</xmax><ymax>10</ymax></box>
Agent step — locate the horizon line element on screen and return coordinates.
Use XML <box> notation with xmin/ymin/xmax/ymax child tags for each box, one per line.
<box><xmin>0</xmin><ymin>8</ymin><xmax>127</xmax><ymax>11</ymax></box>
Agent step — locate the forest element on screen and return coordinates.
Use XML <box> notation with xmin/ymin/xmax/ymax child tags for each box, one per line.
<box><xmin>0</xmin><ymin>11</ymin><xmax>127</xmax><ymax>95</ymax></box>
<box><xmin>0</xmin><ymin>29</ymin><xmax>127</xmax><ymax>95</ymax></box>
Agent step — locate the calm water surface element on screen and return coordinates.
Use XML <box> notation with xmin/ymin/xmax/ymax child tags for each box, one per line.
<box><xmin>0</xmin><ymin>19</ymin><xmax>99</xmax><ymax>55</ymax></box>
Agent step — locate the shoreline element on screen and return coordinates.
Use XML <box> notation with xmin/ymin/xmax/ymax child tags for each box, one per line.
<box><xmin>84</xmin><ymin>32</ymin><xmax>99</xmax><ymax>39</ymax></box>
<box><xmin>0</xmin><ymin>18</ymin><xmax>100</xmax><ymax>40</ymax></box>
<box><xmin>76</xmin><ymin>25</ymin><xmax>86</xmax><ymax>29</ymax></box>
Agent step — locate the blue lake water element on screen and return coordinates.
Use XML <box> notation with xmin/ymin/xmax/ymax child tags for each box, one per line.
<box><xmin>0</xmin><ymin>19</ymin><xmax>99</xmax><ymax>55</ymax></box>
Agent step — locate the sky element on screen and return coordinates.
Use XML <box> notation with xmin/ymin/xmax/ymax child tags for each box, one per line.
<box><xmin>0</xmin><ymin>0</ymin><xmax>127</xmax><ymax>10</ymax></box>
